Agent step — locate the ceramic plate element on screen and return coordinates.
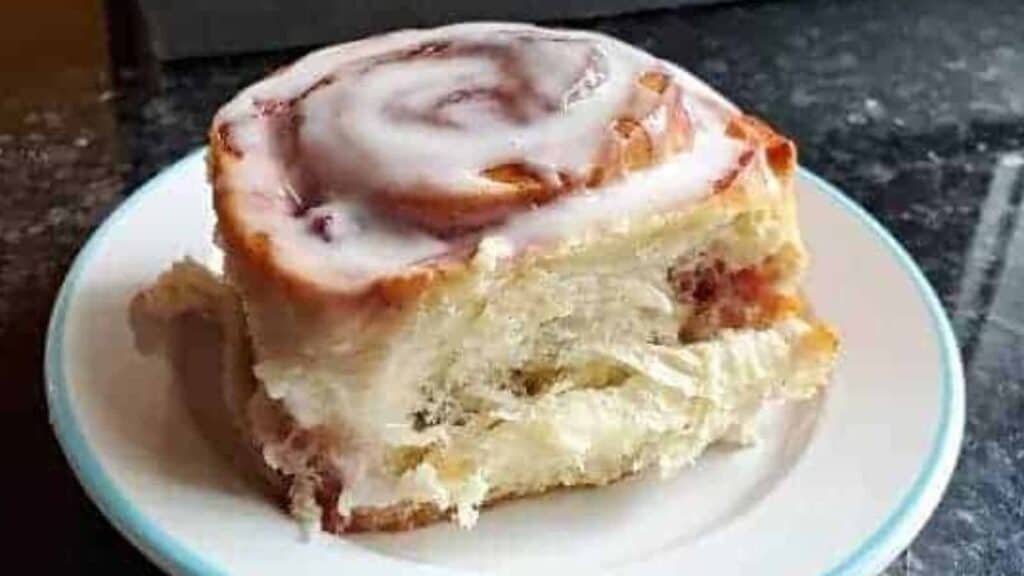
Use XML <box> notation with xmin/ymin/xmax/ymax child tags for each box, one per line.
<box><xmin>46</xmin><ymin>149</ymin><xmax>964</xmax><ymax>576</ymax></box>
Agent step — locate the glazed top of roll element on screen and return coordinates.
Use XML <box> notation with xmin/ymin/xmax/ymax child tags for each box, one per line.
<box><xmin>210</xmin><ymin>22</ymin><xmax>788</xmax><ymax>302</ymax></box>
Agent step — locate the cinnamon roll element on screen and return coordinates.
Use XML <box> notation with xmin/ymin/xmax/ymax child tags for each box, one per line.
<box><xmin>200</xmin><ymin>22</ymin><xmax>838</xmax><ymax>532</ymax></box>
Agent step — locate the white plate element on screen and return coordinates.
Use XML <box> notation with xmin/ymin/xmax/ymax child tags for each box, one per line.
<box><xmin>46</xmin><ymin>149</ymin><xmax>964</xmax><ymax>576</ymax></box>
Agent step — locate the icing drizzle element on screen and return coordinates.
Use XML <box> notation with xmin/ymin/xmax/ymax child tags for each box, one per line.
<box><xmin>213</xmin><ymin>22</ymin><xmax>747</xmax><ymax>293</ymax></box>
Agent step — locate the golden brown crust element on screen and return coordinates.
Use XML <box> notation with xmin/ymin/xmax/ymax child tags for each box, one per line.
<box><xmin>726</xmin><ymin>114</ymin><xmax>797</xmax><ymax>178</ymax></box>
<box><xmin>209</xmin><ymin>136</ymin><xmax>472</xmax><ymax>312</ymax></box>
<box><xmin>210</xmin><ymin>113</ymin><xmax>796</xmax><ymax>312</ymax></box>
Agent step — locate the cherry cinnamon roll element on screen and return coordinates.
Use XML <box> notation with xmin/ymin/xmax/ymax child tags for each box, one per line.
<box><xmin>199</xmin><ymin>22</ymin><xmax>838</xmax><ymax>533</ymax></box>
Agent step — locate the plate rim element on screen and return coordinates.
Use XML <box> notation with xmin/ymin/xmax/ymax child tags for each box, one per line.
<box><xmin>44</xmin><ymin>148</ymin><xmax>965</xmax><ymax>576</ymax></box>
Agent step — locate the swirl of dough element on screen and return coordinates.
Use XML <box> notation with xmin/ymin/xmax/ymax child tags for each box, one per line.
<box><xmin>216</xmin><ymin>23</ymin><xmax>693</xmax><ymax>230</ymax></box>
<box><xmin>211</xmin><ymin>23</ymin><xmax>747</xmax><ymax>298</ymax></box>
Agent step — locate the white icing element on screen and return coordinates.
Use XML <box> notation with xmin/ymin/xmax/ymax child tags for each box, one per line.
<box><xmin>252</xmin><ymin>199</ymin><xmax>452</xmax><ymax>286</ymax></box>
<box><xmin>213</xmin><ymin>22</ymin><xmax>746</xmax><ymax>292</ymax></box>
<box><xmin>498</xmin><ymin>130</ymin><xmax>743</xmax><ymax>249</ymax></box>
<box><xmin>297</xmin><ymin>28</ymin><xmax>644</xmax><ymax>193</ymax></box>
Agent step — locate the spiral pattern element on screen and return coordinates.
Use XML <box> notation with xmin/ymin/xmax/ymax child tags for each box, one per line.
<box><xmin>211</xmin><ymin>23</ymin><xmax>750</xmax><ymax>297</ymax></box>
<box><xmin>216</xmin><ymin>24</ymin><xmax>695</xmax><ymax>230</ymax></box>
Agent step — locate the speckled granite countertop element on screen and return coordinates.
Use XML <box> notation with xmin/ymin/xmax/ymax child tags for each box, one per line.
<box><xmin>4</xmin><ymin>0</ymin><xmax>1022</xmax><ymax>573</ymax></box>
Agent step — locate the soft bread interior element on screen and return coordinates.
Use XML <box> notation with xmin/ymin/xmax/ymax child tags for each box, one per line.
<box><xmin>136</xmin><ymin>258</ymin><xmax>836</xmax><ymax>532</ymax></box>
<box><xmin>377</xmin><ymin>317</ymin><xmax>835</xmax><ymax>527</ymax></box>
<box><xmin>230</xmin><ymin>183</ymin><xmax>837</xmax><ymax>528</ymax></box>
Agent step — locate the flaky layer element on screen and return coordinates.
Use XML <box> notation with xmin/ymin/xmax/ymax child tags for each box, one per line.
<box><xmin>134</xmin><ymin>255</ymin><xmax>837</xmax><ymax>534</ymax></box>
<box><xmin>250</xmin><ymin>315</ymin><xmax>837</xmax><ymax>533</ymax></box>
<box><xmin>228</xmin><ymin>147</ymin><xmax>829</xmax><ymax>531</ymax></box>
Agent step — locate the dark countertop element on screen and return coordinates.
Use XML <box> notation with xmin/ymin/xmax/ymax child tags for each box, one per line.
<box><xmin>4</xmin><ymin>0</ymin><xmax>1022</xmax><ymax>573</ymax></box>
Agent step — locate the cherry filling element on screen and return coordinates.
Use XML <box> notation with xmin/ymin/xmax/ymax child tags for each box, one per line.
<box><xmin>670</xmin><ymin>256</ymin><xmax>801</xmax><ymax>341</ymax></box>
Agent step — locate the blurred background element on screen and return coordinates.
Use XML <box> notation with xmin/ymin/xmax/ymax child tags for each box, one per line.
<box><xmin>3</xmin><ymin>0</ymin><xmax>1022</xmax><ymax>573</ymax></box>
